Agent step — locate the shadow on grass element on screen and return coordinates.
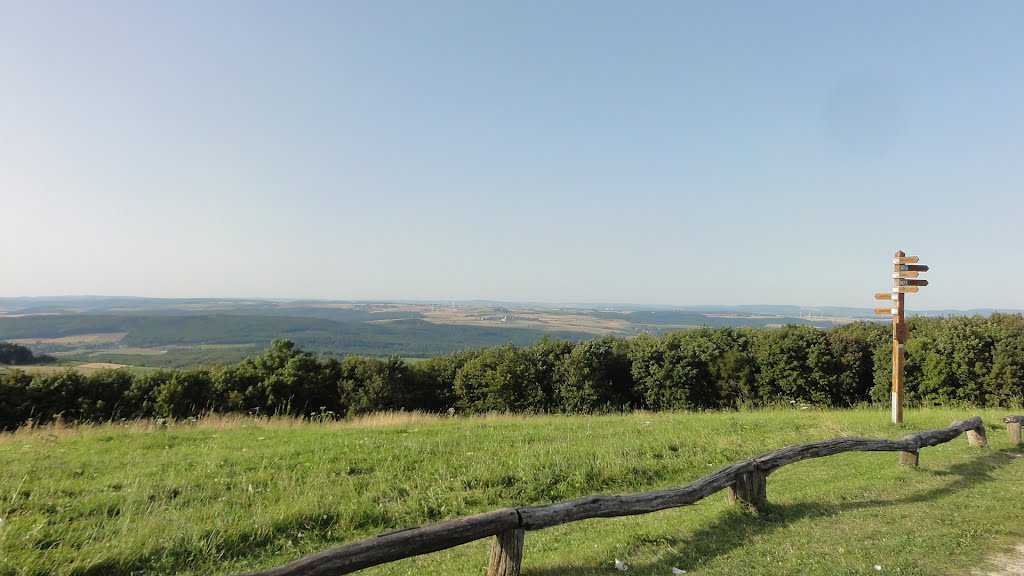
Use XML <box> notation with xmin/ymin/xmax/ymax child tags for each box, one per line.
<box><xmin>525</xmin><ymin>449</ymin><xmax>1021</xmax><ymax>576</ymax></box>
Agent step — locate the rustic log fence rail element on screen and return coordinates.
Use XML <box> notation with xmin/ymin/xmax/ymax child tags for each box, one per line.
<box><xmin>242</xmin><ymin>417</ymin><xmax>989</xmax><ymax>576</ymax></box>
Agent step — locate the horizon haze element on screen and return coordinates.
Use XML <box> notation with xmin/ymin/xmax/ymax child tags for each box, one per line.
<box><xmin>1</xmin><ymin>294</ymin><xmax>1018</xmax><ymax>318</ymax></box>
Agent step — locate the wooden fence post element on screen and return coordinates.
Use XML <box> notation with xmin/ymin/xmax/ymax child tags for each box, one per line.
<box><xmin>1004</xmin><ymin>415</ymin><xmax>1022</xmax><ymax>446</ymax></box>
<box><xmin>487</xmin><ymin>529</ymin><xmax>524</xmax><ymax>576</ymax></box>
<box><xmin>966</xmin><ymin>425</ymin><xmax>988</xmax><ymax>448</ymax></box>
<box><xmin>899</xmin><ymin>451</ymin><xmax>919</xmax><ymax>467</ymax></box>
<box><xmin>727</xmin><ymin>469</ymin><xmax>767</xmax><ymax>510</ymax></box>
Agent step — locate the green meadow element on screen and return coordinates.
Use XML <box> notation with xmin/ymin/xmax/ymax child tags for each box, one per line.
<box><xmin>2</xmin><ymin>408</ymin><xmax>1022</xmax><ymax>576</ymax></box>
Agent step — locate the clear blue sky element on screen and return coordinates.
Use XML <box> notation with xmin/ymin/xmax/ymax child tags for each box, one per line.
<box><xmin>2</xmin><ymin>1</ymin><xmax>1022</xmax><ymax>309</ymax></box>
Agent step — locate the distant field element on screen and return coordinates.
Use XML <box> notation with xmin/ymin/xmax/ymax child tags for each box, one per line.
<box><xmin>0</xmin><ymin>364</ymin><xmax>75</xmax><ymax>375</ymax></box>
<box><xmin>417</xmin><ymin>304</ymin><xmax>633</xmax><ymax>334</ymax></box>
<box><xmin>0</xmin><ymin>361</ymin><xmax>151</xmax><ymax>376</ymax></box>
<box><xmin>704</xmin><ymin>314</ymin><xmax>862</xmax><ymax>326</ymax></box>
<box><xmin>8</xmin><ymin>331</ymin><xmax>127</xmax><ymax>345</ymax></box>
<box><xmin>56</xmin><ymin>345</ymin><xmax>260</xmax><ymax>369</ymax></box>
<box><xmin>596</xmin><ymin>310</ymin><xmax>841</xmax><ymax>330</ymax></box>
<box><xmin>77</xmin><ymin>347</ymin><xmax>168</xmax><ymax>356</ymax></box>
<box><xmin>75</xmin><ymin>362</ymin><xmax>131</xmax><ymax>372</ymax></box>
<box><xmin>1</xmin><ymin>409</ymin><xmax>1021</xmax><ymax>575</ymax></box>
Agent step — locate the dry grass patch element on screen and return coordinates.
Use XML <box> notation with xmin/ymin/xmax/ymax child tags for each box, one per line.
<box><xmin>75</xmin><ymin>362</ymin><xmax>130</xmax><ymax>372</ymax></box>
<box><xmin>0</xmin><ymin>410</ymin><xmax>532</xmax><ymax>443</ymax></box>
<box><xmin>0</xmin><ymin>361</ymin><xmax>133</xmax><ymax>377</ymax></box>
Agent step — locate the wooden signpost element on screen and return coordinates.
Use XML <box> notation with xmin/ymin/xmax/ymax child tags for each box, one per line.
<box><xmin>874</xmin><ymin>251</ymin><xmax>929</xmax><ymax>424</ymax></box>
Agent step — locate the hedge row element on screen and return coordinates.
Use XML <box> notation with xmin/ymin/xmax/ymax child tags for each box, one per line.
<box><xmin>2</xmin><ymin>314</ymin><xmax>1023</xmax><ymax>429</ymax></box>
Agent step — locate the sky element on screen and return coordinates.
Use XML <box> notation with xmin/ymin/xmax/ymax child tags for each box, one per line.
<box><xmin>2</xmin><ymin>1</ymin><xmax>1022</xmax><ymax>310</ymax></box>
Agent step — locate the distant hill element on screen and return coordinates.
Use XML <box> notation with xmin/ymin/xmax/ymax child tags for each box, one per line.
<box><xmin>0</xmin><ymin>314</ymin><xmax>590</xmax><ymax>359</ymax></box>
<box><xmin>2</xmin><ymin>296</ymin><xmax>1016</xmax><ymax>368</ymax></box>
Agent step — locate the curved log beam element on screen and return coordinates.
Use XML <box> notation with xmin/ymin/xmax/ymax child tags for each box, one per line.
<box><xmin>758</xmin><ymin>416</ymin><xmax>983</xmax><ymax>474</ymax></box>
<box><xmin>241</xmin><ymin>509</ymin><xmax>520</xmax><ymax>576</ymax></box>
<box><xmin>242</xmin><ymin>417</ymin><xmax>983</xmax><ymax>576</ymax></box>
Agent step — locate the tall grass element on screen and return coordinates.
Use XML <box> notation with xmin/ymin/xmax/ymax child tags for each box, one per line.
<box><xmin>1</xmin><ymin>409</ymin><xmax>1022</xmax><ymax>575</ymax></box>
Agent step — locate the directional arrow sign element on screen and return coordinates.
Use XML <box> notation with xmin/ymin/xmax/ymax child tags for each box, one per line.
<box><xmin>874</xmin><ymin>307</ymin><xmax>897</xmax><ymax>315</ymax></box>
<box><xmin>894</xmin><ymin>286</ymin><xmax>920</xmax><ymax>293</ymax></box>
<box><xmin>898</xmin><ymin>279</ymin><xmax>929</xmax><ymax>287</ymax></box>
<box><xmin>893</xmin><ymin>271</ymin><xmax>920</xmax><ymax>279</ymax></box>
<box><xmin>874</xmin><ymin>293</ymin><xmax>896</xmax><ymax>300</ymax></box>
<box><xmin>900</xmin><ymin>264</ymin><xmax>929</xmax><ymax>272</ymax></box>
<box><xmin>893</xmin><ymin>256</ymin><xmax>920</xmax><ymax>264</ymax></box>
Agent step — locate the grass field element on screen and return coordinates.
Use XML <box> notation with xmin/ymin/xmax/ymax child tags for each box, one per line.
<box><xmin>1</xmin><ymin>409</ymin><xmax>1022</xmax><ymax>576</ymax></box>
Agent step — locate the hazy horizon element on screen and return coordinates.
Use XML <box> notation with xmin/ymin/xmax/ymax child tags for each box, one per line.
<box><xmin>4</xmin><ymin>2</ymin><xmax>1022</xmax><ymax>309</ymax></box>
<box><xmin>1</xmin><ymin>293</ymin><xmax>1019</xmax><ymax>314</ymax></box>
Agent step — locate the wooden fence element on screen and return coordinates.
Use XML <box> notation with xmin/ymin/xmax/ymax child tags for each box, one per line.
<box><xmin>242</xmin><ymin>417</ymin><xmax>991</xmax><ymax>576</ymax></box>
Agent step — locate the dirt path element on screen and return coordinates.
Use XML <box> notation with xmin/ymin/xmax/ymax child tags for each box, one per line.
<box><xmin>977</xmin><ymin>545</ymin><xmax>1024</xmax><ymax>576</ymax></box>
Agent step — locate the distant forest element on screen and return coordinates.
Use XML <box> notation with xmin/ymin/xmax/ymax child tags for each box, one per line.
<box><xmin>2</xmin><ymin>314</ymin><xmax>1023</xmax><ymax>430</ymax></box>
<box><xmin>0</xmin><ymin>342</ymin><xmax>53</xmax><ymax>366</ymax></box>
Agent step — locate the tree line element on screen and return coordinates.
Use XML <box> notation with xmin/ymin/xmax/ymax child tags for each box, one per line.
<box><xmin>2</xmin><ymin>313</ymin><xmax>1023</xmax><ymax>430</ymax></box>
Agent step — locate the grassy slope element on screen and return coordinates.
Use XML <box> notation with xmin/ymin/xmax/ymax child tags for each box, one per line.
<box><xmin>1</xmin><ymin>409</ymin><xmax>1022</xmax><ymax>576</ymax></box>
